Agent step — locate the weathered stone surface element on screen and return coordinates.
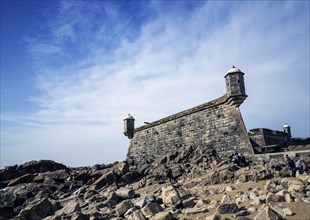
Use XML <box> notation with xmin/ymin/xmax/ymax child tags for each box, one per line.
<box><xmin>281</xmin><ymin>178</ymin><xmax>305</xmax><ymax>192</ymax></box>
<box><xmin>135</xmin><ymin>194</ymin><xmax>159</xmax><ymax>208</ymax></box>
<box><xmin>247</xmin><ymin>206</ymin><xmax>257</xmax><ymax>213</ymax></box>
<box><xmin>161</xmin><ymin>185</ymin><xmax>181</xmax><ymax>207</ymax></box>
<box><xmin>205</xmin><ymin>214</ymin><xmax>226</xmax><ymax>220</ymax></box>
<box><xmin>149</xmin><ymin>211</ymin><xmax>173</xmax><ymax>220</ymax></box>
<box><xmin>216</xmin><ymin>194</ymin><xmax>239</xmax><ymax>214</ymax></box>
<box><xmin>183</xmin><ymin>207</ymin><xmax>208</xmax><ymax>215</ymax></box>
<box><xmin>115</xmin><ymin>200</ymin><xmax>134</xmax><ymax>217</ymax></box>
<box><xmin>7</xmin><ymin>174</ymin><xmax>36</xmax><ymax>186</ymax></box>
<box><xmin>114</xmin><ymin>162</ymin><xmax>129</xmax><ymax>176</ymax></box>
<box><xmin>301</xmin><ymin>197</ymin><xmax>310</xmax><ymax>203</ymax></box>
<box><xmin>34</xmin><ymin>170</ymin><xmax>70</xmax><ymax>184</ymax></box>
<box><xmin>0</xmin><ymin>160</ymin><xmax>67</xmax><ymax>182</ymax></box>
<box><xmin>126</xmin><ymin>209</ymin><xmax>146</xmax><ymax>220</ymax></box>
<box><xmin>250</xmin><ymin>196</ymin><xmax>266</xmax><ymax>205</ymax></box>
<box><xmin>225</xmin><ymin>185</ymin><xmax>235</xmax><ymax>192</ymax></box>
<box><xmin>93</xmin><ymin>171</ymin><xmax>117</xmax><ymax>189</ymax></box>
<box><xmin>60</xmin><ymin>200</ymin><xmax>81</xmax><ymax>215</ymax></box>
<box><xmin>271</xmin><ymin>205</ymin><xmax>293</xmax><ymax>217</ymax></box>
<box><xmin>182</xmin><ymin>196</ymin><xmax>196</xmax><ymax>208</ymax></box>
<box><xmin>207</xmin><ymin>200</ymin><xmax>219</xmax><ymax>209</ymax></box>
<box><xmin>115</xmin><ymin>188</ymin><xmax>135</xmax><ymax>200</ymax></box>
<box><xmin>284</xmin><ymin>193</ymin><xmax>292</xmax><ymax>203</ymax></box>
<box><xmin>18</xmin><ymin>198</ymin><xmax>56</xmax><ymax>220</ymax></box>
<box><xmin>140</xmin><ymin>202</ymin><xmax>164</xmax><ymax>218</ymax></box>
<box><xmin>234</xmin><ymin>210</ymin><xmax>249</xmax><ymax>218</ymax></box>
<box><xmin>194</xmin><ymin>199</ymin><xmax>209</xmax><ymax>209</ymax></box>
<box><xmin>266</xmin><ymin>192</ymin><xmax>283</xmax><ymax>203</ymax></box>
<box><xmin>254</xmin><ymin>207</ymin><xmax>284</xmax><ymax>220</ymax></box>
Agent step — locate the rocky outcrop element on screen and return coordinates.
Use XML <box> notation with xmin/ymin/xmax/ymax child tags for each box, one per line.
<box><xmin>1</xmin><ymin>145</ymin><xmax>310</xmax><ymax>219</ymax></box>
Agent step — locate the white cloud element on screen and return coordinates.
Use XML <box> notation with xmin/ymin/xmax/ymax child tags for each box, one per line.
<box><xmin>1</xmin><ymin>1</ymin><xmax>309</xmax><ymax>167</ymax></box>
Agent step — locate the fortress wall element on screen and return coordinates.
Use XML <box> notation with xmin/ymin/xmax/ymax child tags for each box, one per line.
<box><xmin>127</xmin><ymin>95</ymin><xmax>253</xmax><ymax>165</ymax></box>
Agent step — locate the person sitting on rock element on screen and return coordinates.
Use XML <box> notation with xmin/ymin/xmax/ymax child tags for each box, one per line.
<box><xmin>231</xmin><ymin>152</ymin><xmax>239</xmax><ymax>165</ymax></box>
<box><xmin>300</xmin><ymin>159</ymin><xmax>309</xmax><ymax>174</ymax></box>
<box><xmin>239</xmin><ymin>153</ymin><xmax>247</xmax><ymax>167</ymax></box>
<box><xmin>295</xmin><ymin>159</ymin><xmax>302</xmax><ymax>174</ymax></box>
<box><xmin>288</xmin><ymin>159</ymin><xmax>296</xmax><ymax>177</ymax></box>
<box><xmin>284</xmin><ymin>154</ymin><xmax>291</xmax><ymax>164</ymax></box>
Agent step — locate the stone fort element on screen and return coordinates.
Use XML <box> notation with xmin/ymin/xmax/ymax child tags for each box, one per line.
<box><xmin>123</xmin><ymin>66</ymin><xmax>308</xmax><ymax>166</ymax></box>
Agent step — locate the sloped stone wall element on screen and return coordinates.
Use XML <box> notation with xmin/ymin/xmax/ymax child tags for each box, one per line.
<box><xmin>127</xmin><ymin>95</ymin><xmax>253</xmax><ymax>165</ymax></box>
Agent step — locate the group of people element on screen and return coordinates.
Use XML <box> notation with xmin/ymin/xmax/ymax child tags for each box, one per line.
<box><xmin>283</xmin><ymin>154</ymin><xmax>308</xmax><ymax>177</ymax></box>
<box><xmin>271</xmin><ymin>154</ymin><xmax>309</xmax><ymax>177</ymax></box>
<box><xmin>230</xmin><ymin>151</ymin><xmax>248</xmax><ymax>167</ymax></box>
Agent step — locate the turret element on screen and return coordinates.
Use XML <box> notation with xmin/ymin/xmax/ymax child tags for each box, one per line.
<box><xmin>225</xmin><ymin>66</ymin><xmax>247</xmax><ymax>106</ymax></box>
<box><xmin>124</xmin><ymin>114</ymin><xmax>135</xmax><ymax>139</ymax></box>
<box><xmin>283</xmin><ymin>124</ymin><xmax>291</xmax><ymax>138</ymax></box>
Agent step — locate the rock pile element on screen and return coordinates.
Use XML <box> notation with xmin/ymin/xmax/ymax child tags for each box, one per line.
<box><xmin>1</xmin><ymin>146</ymin><xmax>310</xmax><ymax>219</ymax></box>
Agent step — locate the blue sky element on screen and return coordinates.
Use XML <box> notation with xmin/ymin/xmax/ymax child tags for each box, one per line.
<box><xmin>1</xmin><ymin>1</ymin><xmax>309</xmax><ymax>168</ymax></box>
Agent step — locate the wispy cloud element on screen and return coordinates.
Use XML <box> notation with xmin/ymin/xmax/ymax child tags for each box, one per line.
<box><xmin>1</xmin><ymin>1</ymin><xmax>309</xmax><ymax>167</ymax></box>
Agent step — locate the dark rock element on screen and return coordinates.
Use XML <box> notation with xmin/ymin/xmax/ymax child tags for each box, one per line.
<box><xmin>0</xmin><ymin>160</ymin><xmax>67</xmax><ymax>182</ymax></box>
<box><xmin>107</xmin><ymin>192</ymin><xmax>119</xmax><ymax>203</ymax></box>
<box><xmin>216</xmin><ymin>194</ymin><xmax>239</xmax><ymax>214</ymax></box>
<box><xmin>34</xmin><ymin>170</ymin><xmax>70</xmax><ymax>183</ymax></box>
<box><xmin>115</xmin><ymin>200</ymin><xmax>134</xmax><ymax>216</ymax></box>
<box><xmin>114</xmin><ymin>162</ymin><xmax>129</xmax><ymax>176</ymax></box>
<box><xmin>254</xmin><ymin>207</ymin><xmax>284</xmax><ymax>220</ymax></box>
<box><xmin>74</xmin><ymin>171</ymin><xmax>91</xmax><ymax>182</ymax></box>
<box><xmin>149</xmin><ymin>211</ymin><xmax>174</xmax><ymax>220</ymax></box>
<box><xmin>125</xmin><ymin>208</ymin><xmax>146</xmax><ymax>220</ymax></box>
<box><xmin>18</xmin><ymin>198</ymin><xmax>56</xmax><ymax>220</ymax></box>
<box><xmin>162</xmin><ymin>185</ymin><xmax>182</xmax><ymax>208</ymax></box>
<box><xmin>182</xmin><ymin>196</ymin><xmax>196</xmax><ymax>208</ymax></box>
<box><xmin>7</xmin><ymin>174</ymin><xmax>36</xmax><ymax>187</ymax></box>
<box><xmin>115</xmin><ymin>188</ymin><xmax>135</xmax><ymax>199</ymax></box>
<box><xmin>140</xmin><ymin>202</ymin><xmax>164</xmax><ymax>218</ymax></box>
<box><xmin>234</xmin><ymin>210</ymin><xmax>249</xmax><ymax>218</ymax></box>
<box><xmin>93</xmin><ymin>171</ymin><xmax>117</xmax><ymax>189</ymax></box>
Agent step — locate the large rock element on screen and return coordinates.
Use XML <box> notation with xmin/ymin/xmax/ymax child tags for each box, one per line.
<box><xmin>18</xmin><ymin>198</ymin><xmax>56</xmax><ymax>220</ymax></box>
<box><xmin>281</xmin><ymin>178</ymin><xmax>305</xmax><ymax>192</ymax></box>
<box><xmin>135</xmin><ymin>194</ymin><xmax>159</xmax><ymax>208</ymax></box>
<box><xmin>254</xmin><ymin>206</ymin><xmax>284</xmax><ymax>220</ymax></box>
<box><xmin>115</xmin><ymin>199</ymin><xmax>134</xmax><ymax>217</ymax></box>
<box><xmin>115</xmin><ymin>188</ymin><xmax>135</xmax><ymax>200</ymax></box>
<box><xmin>7</xmin><ymin>174</ymin><xmax>36</xmax><ymax>186</ymax></box>
<box><xmin>150</xmin><ymin>211</ymin><xmax>174</xmax><ymax>220</ymax></box>
<box><xmin>216</xmin><ymin>194</ymin><xmax>239</xmax><ymax>214</ymax></box>
<box><xmin>125</xmin><ymin>209</ymin><xmax>146</xmax><ymax>220</ymax></box>
<box><xmin>271</xmin><ymin>205</ymin><xmax>293</xmax><ymax>217</ymax></box>
<box><xmin>161</xmin><ymin>185</ymin><xmax>181</xmax><ymax>207</ymax></box>
<box><xmin>33</xmin><ymin>170</ymin><xmax>70</xmax><ymax>183</ymax></box>
<box><xmin>141</xmin><ymin>202</ymin><xmax>164</xmax><ymax>218</ymax></box>
<box><xmin>114</xmin><ymin>162</ymin><xmax>129</xmax><ymax>176</ymax></box>
<box><xmin>0</xmin><ymin>160</ymin><xmax>67</xmax><ymax>182</ymax></box>
<box><xmin>93</xmin><ymin>171</ymin><xmax>117</xmax><ymax>189</ymax></box>
<box><xmin>182</xmin><ymin>196</ymin><xmax>196</xmax><ymax>208</ymax></box>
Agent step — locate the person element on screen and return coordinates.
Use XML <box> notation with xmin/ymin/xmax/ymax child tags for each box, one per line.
<box><xmin>239</xmin><ymin>153</ymin><xmax>247</xmax><ymax>167</ymax></box>
<box><xmin>300</xmin><ymin>159</ymin><xmax>309</xmax><ymax>174</ymax></box>
<box><xmin>231</xmin><ymin>152</ymin><xmax>239</xmax><ymax>165</ymax></box>
<box><xmin>284</xmin><ymin>154</ymin><xmax>291</xmax><ymax>163</ymax></box>
<box><xmin>295</xmin><ymin>159</ymin><xmax>302</xmax><ymax>171</ymax></box>
<box><xmin>288</xmin><ymin>159</ymin><xmax>296</xmax><ymax>177</ymax></box>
